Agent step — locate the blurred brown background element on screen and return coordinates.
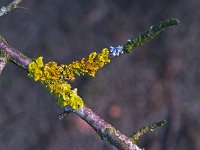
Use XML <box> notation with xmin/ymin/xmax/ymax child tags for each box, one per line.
<box><xmin>0</xmin><ymin>0</ymin><xmax>200</xmax><ymax>150</ymax></box>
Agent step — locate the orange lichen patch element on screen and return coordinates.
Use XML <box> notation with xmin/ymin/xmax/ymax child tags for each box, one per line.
<box><xmin>28</xmin><ymin>57</ymin><xmax>83</xmax><ymax>109</ymax></box>
<box><xmin>64</xmin><ymin>48</ymin><xmax>110</xmax><ymax>80</ymax></box>
<box><xmin>27</xmin><ymin>48</ymin><xmax>110</xmax><ymax>110</ymax></box>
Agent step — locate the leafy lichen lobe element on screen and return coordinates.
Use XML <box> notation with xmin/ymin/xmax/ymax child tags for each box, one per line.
<box><xmin>28</xmin><ymin>48</ymin><xmax>110</xmax><ymax>110</ymax></box>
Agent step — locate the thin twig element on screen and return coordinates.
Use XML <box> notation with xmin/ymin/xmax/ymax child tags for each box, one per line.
<box><xmin>13</xmin><ymin>0</ymin><xmax>24</xmax><ymax>5</ymax></box>
<box><xmin>131</xmin><ymin>120</ymin><xmax>167</xmax><ymax>143</ymax></box>
<box><xmin>0</xmin><ymin>0</ymin><xmax>25</xmax><ymax>17</ymax></box>
<box><xmin>123</xmin><ymin>18</ymin><xmax>180</xmax><ymax>53</ymax></box>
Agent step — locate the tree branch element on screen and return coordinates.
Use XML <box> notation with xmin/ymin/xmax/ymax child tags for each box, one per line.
<box><xmin>0</xmin><ymin>36</ymin><xmax>31</xmax><ymax>69</ymax></box>
<box><xmin>123</xmin><ymin>18</ymin><xmax>179</xmax><ymax>53</ymax></box>
<box><xmin>0</xmin><ymin>0</ymin><xmax>25</xmax><ymax>17</ymax></box>
<box><xmin>0</xmin><ymin>18</ymin><xmax>179</xmax><ymax>149</ymax></box>
<box><xmin>13</xmin><ymin>0</ymin><xmax>24</xmax><ymax>5</ymax></box>
<box><xmin>131</xmin><ymin>120</ymin><xmax>167</xmax><ymax>144</ymax></box>
<box><xmin>75</xmin><ymin>106</ymin><xmax>141</xmax><ymax>150</ymax></box>
<box><xmin>0</xmin><ymin>36</ymin><xmax>141</xmax><ymax>150</ymax></box>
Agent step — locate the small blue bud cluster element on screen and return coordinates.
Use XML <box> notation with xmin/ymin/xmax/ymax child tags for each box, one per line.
<box><xmin>109</xmin><ymin>45</ymin><xmax>124</xmax><ymax>57</ymax></box>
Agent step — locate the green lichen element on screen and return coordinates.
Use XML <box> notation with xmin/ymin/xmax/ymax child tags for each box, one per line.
<box><xmin>131</xmin><ymin>120</ymin><xmax>167</xmax><ymax>144</ymax></box>
<box><xmin>123</xmin><ymin>18</ymin><xmax>180</xmax><ymax>53</ymax></box>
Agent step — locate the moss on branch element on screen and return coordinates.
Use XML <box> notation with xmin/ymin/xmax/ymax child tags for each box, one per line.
<box><xmin>123</xmin><ymin>18</ymin><xmax>180</xmax><ymax>53</ymax></box>
<box><xmin>131</xmin><ymin>120</ymin><xmax>167</xmax><ymax>144</ymax></box>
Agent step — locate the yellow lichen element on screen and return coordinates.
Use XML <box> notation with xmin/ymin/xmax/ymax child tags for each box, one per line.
<box><xmin>63</xmin><ymin>48</ymin><xmax>110</xmax><ymax>80</ymax></box>
<box><xmin>28</xmin><ymin>56</ymin><xmax>44</xmax><ymax>81</ymax></box>
<box><xmin>28</xmin><ymin>48</ymin><xmax>110</xmax><ymax>110</ymax></box>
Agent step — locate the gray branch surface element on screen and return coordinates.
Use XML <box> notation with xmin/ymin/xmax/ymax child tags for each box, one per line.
<box><xmin>76</xmin><ymin>106</ymin><xmax>141</xmax><ymax>150</ymax></box>
<box><xmin>0</xmin><ymin>37</ymin><xmax>141</xmax><ymax>150</ymax></box>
